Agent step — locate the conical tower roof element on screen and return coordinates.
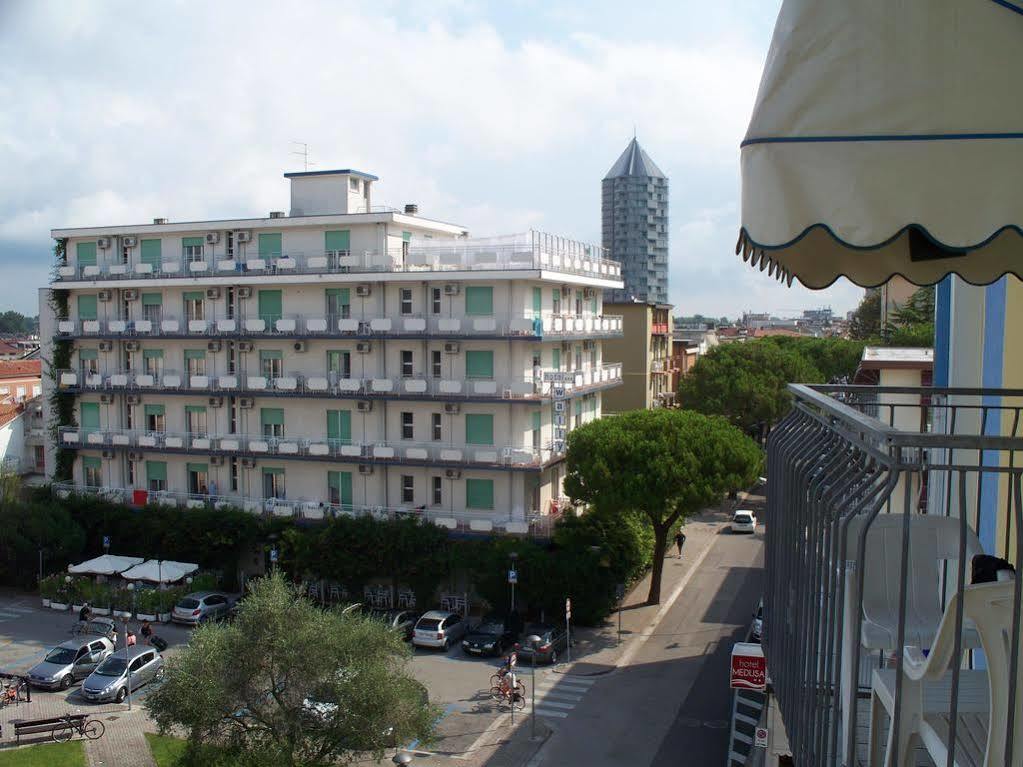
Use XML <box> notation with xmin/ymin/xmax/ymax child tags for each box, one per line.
<box><xmin>603</xmin><ymin>137</ymin><xmax>666</xmax><ymax>180</ymax></box>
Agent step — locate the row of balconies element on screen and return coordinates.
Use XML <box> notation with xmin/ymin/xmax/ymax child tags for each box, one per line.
<box><xmin>60</xmin><ymin>427</ymin><xmax>559</xmax><ymax>470</ymax></box>
<box><xmin>54</xmin><ymin>247</ymin><xmax>622</xmax><ymax>283</ymax></box>
<box><xmin>58</xmin><ymin>363</ymin><xmax>623</xmax><ymax>400</ymax></box>
<box><xmin>55</xmin><ymin>313</ymin><xmax>624</xmax><ymax>340</ymax></box>
<box><xmin>50</xmin><ymin>481</ymin><xmax>557</xmax><ymax>537</ymax></box>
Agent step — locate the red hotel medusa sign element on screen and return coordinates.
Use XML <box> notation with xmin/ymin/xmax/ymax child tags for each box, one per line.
<box><xmin>730</xmin><ymin>642</ymin><xmax>766</xmax><ymax>691</ymax></box>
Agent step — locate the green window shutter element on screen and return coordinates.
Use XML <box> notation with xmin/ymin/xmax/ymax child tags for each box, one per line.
<box><xmin>146</xmin><ymin>461</ymin><xmax>167</xmax><ymax>483</ymax></box>
<box><xmin>258</xmin><ymin>233</ymin><xmax>282</xmax><ymax>259</ymax></box>
<box><xmin>143</xmin><ymin>404</ymin><xmax>166</xmax><ymax>418</ymax></box>
<box><xmin>259</xmin><ymin>350</ymin><xmax>283</xmax><ymax>364</ymax></box>
<box><xmin>140</xmin><ymin>239</ymin><xmax>162</xmax><ymax>266</ymax></box>
<box><xmin>532</xmin><ymin>411</ymin><xmax>541</xmax><ymax>430</ymax></box>
<box><xmin>552</xmin><ymin>348</ymin><xmax>560</xmax><ymax>370</ymax></box>
<box><xmin>181</xmin><ymin>237</ymin><xmax>204</xmax><ymax>250</ymax></box>
<box><xmin>465</xmin><ymin>286</ymin><xmax>494</xmax><ymax>316</ymax></box>
<box><xmin>466</xmin><ymin>479</ymin><xmax>494</xmax><ymax>510</ymax></box>
<box><xmin>402</xmin><ymin>231</ymin><xmax>412</xmax><ymax>242</ymax></box>
<box><xmin>142</xmin><ymin>349</ymin><xmax>164</xmax><ymax>360</ymax></box>
<box><xmin>186</xmin><ymin>462</ymin><xmax>208</xmax><ymax>475</ymax></box>
<box><xmin>465</xmin><ymin>350</ymin><xmax>494</xmax><ymax>379</ymax></box>
<box><xmin>82</xmin><ymin>456</ymin><xmax>102</xmax><ymax>471</ymax></box>
<box><xmin>80</xmin><ymin>402</ymin><xmax>100</xmax><ymax>430</ymax></box>
<box><xmin>465</xmin><ymin>414</ymin><xmax>494</xmax><ymax>445</ymax></box>
<box><xmin>78</xmin><ymin>295</ymin><xmax>98</xmax><ymax>321</ymax></box>
<box><xmin>324</xmin><ymin>231</ymin><xmax>350</xmax><ymax>252</ymax></box>
<box><xmin>325</xmin><ymin>288</ymin><xmax>351</xmax><ymax>304</ymax></box>
<box><xmin>327</xmin><ymin>410</ymin><xmax>352</xmax><ymax>442</ymax></box>
<box><xmin>141</xmin><ymin>293</ymin><xmax>162</xmax><ymax>306</ymax></box>
<box><xmin>533</xmin><ymin>287</ymin><xmax>542</xmax><ymax>316</ymax></box>
<box><xmin>328</xmin><ymin>471</ymin><xmax>353</xmax><ymax>505</ymax></box>
<box><xmin>77</xmin><ymin>242</ymin><xmax>97</xmax><ymax>267</ymax></box>
<box><xmin>260</xmin><ymin>408</ymin><xmax>285</xmax><ymax>428</ymax></box>
<box><xmin>258</xmin><ymin>290</ymin><xmax>283</xmax><ymax>322</ymax></box>
<box><xmin>184</xmin><ymin>349</ymin><xmax>206</xmax><ymax>362</ymax></box>
<box><xmin>575</xmin><ymin>399</ymin><xmax>582</xmax><ymax>416</ymax></box>
<box><xmin>78</xmin><ymin>349</ymin><xmax>98</xmax><ymax>361</ymax></box>
<box><xmin>185</xmin><ymin>405</ymin><xmax>206</xmax><ymax>414</ymax></box>
<box><xmin>591</xmin><ymin>297</ymin><xmax>598</xmax><ymax>314</ymax></box>
<box><xmin>262</xmin><ymin>466</ymin><xmax>285</xmax><ymax>476</ymax></box>
<box><xmin>183</xmin><ymin>291</ymin><xmax>203</xmax><ymax>302</ymax></box>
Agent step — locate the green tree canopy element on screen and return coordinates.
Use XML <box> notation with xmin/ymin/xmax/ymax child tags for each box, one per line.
<box><xmin>146</xmin><ymin>572</ymin><xmax>437</xmax><ymax>767</ymax></box>
<box><xmin>761</xmin><ymin>336</ymin><xmax>864</xmax><ymax>382</ymax></box>
<box><xmin>564</xmin><ymin>410</ymin><xmax>762</xmax><ymax>604</ymax></box>
<box><xmin>849</xmin><ymin>290</ymin><xmax>882</xmax><ymax>340</ymax></box>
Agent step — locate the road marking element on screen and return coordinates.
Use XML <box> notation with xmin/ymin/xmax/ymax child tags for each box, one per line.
<box><xmin>536</xmin><ymin>691</ymin><xmax>582</xmax><ymax>703</ymax></box>
<box><xmin>539</xmin><ymin>677</ymin><xmax>593</xmax><ymax>689</ymax></box>
<box><xmin>532</xmin><ymin>698</ymin><xmax>574</xmax><ymax>709</ymax></box>
<box><xmin>0</xmin><ymin>612</ymin><xmax>24</xmax><ymax>621</ymax></box>
<box><xmin>452</xmin><ymin>712</ymin><xmax>510</xmax><ymax>760</ymax></box>
<box><xmin>534</xmin><ymin>707</ymin><xmax>569</xmax><ymax>718</ymax></box>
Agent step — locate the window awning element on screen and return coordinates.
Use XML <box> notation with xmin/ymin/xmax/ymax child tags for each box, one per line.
<box><xmin>738</xmin><ymin>0</ymin><xmax>1023</xmax><ymax>289</ymax></box>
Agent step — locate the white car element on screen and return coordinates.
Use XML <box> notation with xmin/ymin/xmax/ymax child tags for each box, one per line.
<box><xmin>731</xmin><ymin>510</ymin><xmax>757</xmax><ymax>533</ymax></box>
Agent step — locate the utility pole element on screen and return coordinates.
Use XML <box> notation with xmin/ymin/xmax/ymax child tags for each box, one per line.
<box><xmin>291</xmin><ymin>142</ymin><xmax>314</xmax><ymax>172</ymax></box>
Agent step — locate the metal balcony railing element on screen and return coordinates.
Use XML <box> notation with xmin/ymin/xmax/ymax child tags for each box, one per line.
<box><xmin>50</xmin><ymin>482</ymin><xmax>557</xmax><ymax>537</ymax></box>
<box><xmin>767</xmin><ymin>384</ymin><xmax>1023</xmax><ymax>767</ymax></box>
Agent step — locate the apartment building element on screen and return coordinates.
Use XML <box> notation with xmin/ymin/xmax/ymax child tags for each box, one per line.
<box><xmin>600</xmin><ymin>301</ymin><xmax>673</xmax><ymax>412</ymax></box>
<box><xmin>42</xmin><ymin>169</ymin><xmax>624</xmax><ymax>536</ymax></box>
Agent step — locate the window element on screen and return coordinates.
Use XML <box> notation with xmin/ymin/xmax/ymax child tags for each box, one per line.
<box><xmin>187</xmin><ymin>463</ymin><xmax>209</xmax><ymax>495</ymax></box>
<box><xmin>465</xmin><ymin>350</ymin><xmax>494</xmax><ymax>379</ymax></box>
<box><xmin>226</xmin><ymin>287</ymin><xmax>236</xmax><ymax>319</ymax></box>
<box><xmin>143</xmin><ymin>349</ymin><xmax>164</xmax><ymax>376</ymax></box>
<box><xmin>225</xmin><ymin>230</ymin><xmax>235</xmax><ymax>259</ymax></box>
<box><xmin>466</xmin><ymin>478</ymin><xmax>494</xmax><ymax>510</ymax></box>
<box><xmin>261</xmin><ymin>408</ymin><xmax>285</xmax><ymax>438</ymax></box>
<box><xmin>401</xmin><ymin>350</ymin><xmax>413</xmax><ymax>378</ymax></box>
<box><xmin>79</xmin><ymin>348</ymin><xmax>99</xmax><ymax>375</ymax></box>
<box><xmin>532</xmin><ymin>411</ymin><xmax>541</xmax><ymax>450</ymax></box>
<box><xmin>80</xmin><ymin>402</ymin><xmax>100</xmax><ymax>433</ymax></box>
<box><xmin>400</xmin><ymin>288</ymin><xmax>413</xmax><ymax>316</ymax></box>
<box><xmin>590</xmin><ymin>345</ymin><xmax>597</xmax><ymax>368</ymax></box>
<box><xmin>260</xmin><ymin>350</ymin><xmax>283</xmax><ymax>379</ymax></box>
<box><xmin>141</xmin><ymin>293</ymin><xmax>162</xmax><ymax>322</ymax></box>
<box><xmin>402</xmin><ymin>475</ymin><xmax>414</xmax><ymax>504</ymax></box>
<box><xmin>258</xmin><ymin>290</ymin><xmax>282</xmax><ymax>324</ymax></box>
<box><xmin>140</xmin><ymin>239</ymin><xmax>161</xmax><ymax>269</ymax></box>
<box><xmin>465</xmin><ymin>414</ymin><xmax>494</xmax><ymax>445</ymax></box>
<box><xmin>125</xmin><ymin>402</ymin><xmax>134</xmax><ymax>430</ymax></box>
<box><xmin>532</xmin><ymin>287</ymin><xmax>542</xmax><ymax>319</ymax></box>
<box><xmin>465</xmin><ymin>286</ymin><xmax>494</xmax><ymax>316</ymax></box>
<box><xmin>431</xmin><ymin>288</ymin><xmax>442</xmax><ymax>315</ymax></box>
<box><xmin>126</xmin><ymin>458</ymin><xmax>135</xmax><ymax>485</ymax></box>
<box><xmin>77</xmin><ymin>242</ymin><xmax>97</xmax><ymax>267</ymax></box>
<box><xmin>120</xmin><ymin>241</ymin><xmax>131</xmax><ymax>264</ymax></box>
<box><xmin>182</xmin><ymin>237</ymin><xmax>204</xmax><ymax>263</ymax></box>
<box><xmin>552</xmin><ymin>289</ymin><xmax>561</xmax><ymax>316</ymax></box>
<box><xmin>230</xmin><ymin>457</ymin><xmax>239</xmax><ymax>491</ymax></box>
<box><xmin>144</xmin><ymin>404</ymin><xmax>166</xmax><ymax>433</ymax></box>
<box><xmin>78</xmin><ymin>295</ymin><xmax>98</xmax><ymax>321</ymax></box>
<box><xmin>432</xmin><ymin>476</ymin><xmax>442</xmax><ymax>505</ymax></box>
<box><xmin>575</xmin><ymin>291</ymin><xmax>583</xmax><ymax>315</ymax></box>
<box><xmin>401</xmin><ymin>412</ymin><xmax>414</xmax><ymax>440</ymax></box>
<box><xmin>83</xmin><ymin>456</ymin><xmax>102</xmax><ymax>488</ymax></box>
<box><xmin>349</xmin><ymin>177</ymin><xmax>360</xmax><ymax>192</ymax></box>
<box><xmin>328</xmin><ymin>470</ymin><xmax>353</xmax><ymax>508</ymax></box>
<box><xmin>575</xmin><ymin>346</ymin><xmax>582</xmax><ymax>370</ymax></box>
<box><xmin>431</xmin><ymin>350</ymin><xmax>442</xmax><ymax>378</ymax></box>
<box><xmin>186</xmin><ymin>405</ymin><xmax>207</xmax><ymax>435</ymax></box>
<box><xmin>146</xmin><ymin>461</ymin><xmax>167</xmax><ymax>492</ymax></box>
<box><xmin>185</xmin><ymin>350</ymin><xmax>206</xmax><ymax>377</ymax></box>
<box><xmin>326</xmin><ymin>288</ymin><xmax>350</xmax><ymax>320</ymax></box>
<box><xmin>327</xmin><ymin>350</ymin><xmax>351</xmax><ymax>379</ymax></box>
<box><xmin>574</xmin><ymin>398</ymin><xmax>582</xmax><ymax>429</ymax></box>
<box><xmin>326</xmin><ymin>410</ymin><xmax>352</xmax><ymax>446</ymax></box>
<box><xmin>432</xmin><ymin>413</ymin><xmax>442</xmax><ymax>441</ymax></box>
<box><xmin>258</xmin><ymin>233</ymin><xmax>282</xmax><ymax>262</ymax></box>
<box><xmin>325</xmin><ymin>230</ymin><xmax>350</xmax><ymax>256</ymax></box>
<box><xmin>184</xmin><ymin>292</ymin><xmax>204</xmax><ymax>321</ymax></box>
<box><xmin>262</xmin><ymin>468</ymin><xmax>285</xmax><ymax>499</ymax></box>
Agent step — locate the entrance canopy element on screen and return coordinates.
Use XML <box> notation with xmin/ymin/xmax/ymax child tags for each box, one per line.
<box><xmin>120</xmin><ymin>560</ymin><xmax>199</xmax><ymax>584</ymax></box>
<box><xmin>67</xmin><ymin>555</ymin><xmax>144</xmax><ymax>576</ymax></box>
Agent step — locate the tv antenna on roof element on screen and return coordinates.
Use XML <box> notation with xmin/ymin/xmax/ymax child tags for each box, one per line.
<box><xmin>291</xmin><ymin>142</ymin><xmax>315</xmax><ymax>171</ymax></box>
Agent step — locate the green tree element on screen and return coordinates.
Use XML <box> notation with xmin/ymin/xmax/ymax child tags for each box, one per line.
<box><xmin>761</xmin><ymin>336</ymin><xmax>864</xmax><ymax>382</ymax></box>
<box><xmin>884</xmin><ymin>286</ymin><xmax>934</xmax><ymax>347</ymax></box>
<box><xmin>677</xmin><ymin>342</ymin><xmax>822</xmax><ymax>435</ymax></box>
<box><xmin>564</xmin><ymin>410</ymin><xmax>762</xmax><ymax>605</ymax></box>
<box><xmin>145</xmin><ymin>572</ymin><xmax>437</xmax><ymax>767</ymax></box>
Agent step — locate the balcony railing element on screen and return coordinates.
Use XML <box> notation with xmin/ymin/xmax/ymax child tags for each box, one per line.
<box><xmin>50</xmin><ymin>482</ymin><xmax>558</xmax><ymax>537</ymax></box>
<box><xmin>56</xmin><ymin>363</ymin><xmax>623</xmax><ymax>400</ymax></box>
<box><xmin>54</xmin><ymin>313</ymin><xmax>624</xmax><ymax>339</ymax></box>
<box><xmin>767</xmin><ymin>384</ymin><xmax>1023</xmax><ymax>767</ymax></box>
<box><xmin>59</xmin><ymin>426</ymin><xmax>562</xmax><ymax>469</ymax></box>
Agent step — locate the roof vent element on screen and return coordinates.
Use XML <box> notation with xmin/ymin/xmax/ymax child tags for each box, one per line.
<box><xmin>404</xmin><ymin>204</ymin><xmax>419</xmax><ymax>215</ymax></box>
<box><xmin>269</xmin><ymin>211</ymin><xmax>285</xmax><ymax>219</ymax></box>
<box><xmin>153</xmin><ymin>218</ymin><xmax>168</xmax><ymax>225</ymax></box>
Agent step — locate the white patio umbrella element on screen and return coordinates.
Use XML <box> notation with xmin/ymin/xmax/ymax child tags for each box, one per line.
<box><xmin>67</xmin><ymin>555</ymin><xmax>145</xmax><ymax>576</ymax></box>
<box><xmin>738</xmin><ymin>0</ymin><xmax>1023</xmax><ymax>288</ymax></box>
<box><xmin>119</xmin><ymin>559</ymin><xmax>199</xmax><ymax>584</ymax></box>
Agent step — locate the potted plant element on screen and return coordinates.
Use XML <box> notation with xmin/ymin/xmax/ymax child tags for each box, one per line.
<box><xmin>135</xmin><ymin>588</ymin><xmax>160</xmax><ymax>622</ymax></box>
<box><xmin>111</xmin><ymin>587</ymin><xmax>133</xmax><ymax>619</ymax></box>
<box><xmin>51</xmin><ymin>576</ymin><xmax>73</xmax><ymax>611</ymax></box>
<box><xmin>69</xmin><ymin>578</ymin><xmax>89</xmax><ymax>614</ymax></box>
<box><xmin>157</xmin><ymin>587</ymin><xmax>179</xmax><ymax>623</ymax></box>
<box><xmin>91</xmin><ymin>583</ymin><xmax>112</xmax><ymax>616</ymax></box>
<box><xmin>38</xmin><ymin>574</ymin><xmax>61</xmax><ymax>608</ymax></box>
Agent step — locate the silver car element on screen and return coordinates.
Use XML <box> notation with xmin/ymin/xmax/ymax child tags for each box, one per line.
<box><xmin>81</xmin><ymin>646</ymin><xmax>164</xmax><ymax>703</ymax></box>
<box><xmin>27</xmin><ymin>637</ymin><xmax>115</xmax><ymax>690</ymax></box>
<box><xmin>171</xmin><ymin>591</ymin><xmax>232</xmax><ymax>625</ymax></box>
<box><xmin>412</xmin><ymin>610</ymin><xmax>468</xmax><ymax>650</ymax></box>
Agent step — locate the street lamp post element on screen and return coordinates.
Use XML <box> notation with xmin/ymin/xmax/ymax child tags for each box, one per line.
<box><xmin>125</xmin><ymin>583</ymin><xmax>135</xmax><ymax>710</ymax></box>
<box><xmin>525</xmin><ymin>634</ymin><xmax>542</xmax><ymax>740</ymax></box>
<box><xmin>508</xmin><ymin>552</ymin><xmax>518</xmax><ymax>613</ymax></box>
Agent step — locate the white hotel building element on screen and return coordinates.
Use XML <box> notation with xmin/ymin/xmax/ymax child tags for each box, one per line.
<box><xmin>42</xmin><ymin>169</ymin><xmax>624</xmax><ymax>536</ymax></box>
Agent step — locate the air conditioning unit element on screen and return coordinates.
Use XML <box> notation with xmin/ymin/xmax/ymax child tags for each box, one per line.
<box><xmin>444</xmin><ymin>403</ymin><xmax>460</xmax><ymax>414</ymax></box>
<box><xmin>97</xmin><ymin>237</ymin><xmax>112</xmax><ymax>250</ymax></box>
<box><xmin>358</xmin><ymin>464</ymin><xmax>374</xmax><ymax>475</ymax></box>
<box><xmin>241</xmin><ymin>457</ymin><xmax>256</xmax><ymax>468</ymax></box>
<box><xmin>126</xmin><ymin>394</ymin><xmax>141</xmax><ymax>405</ymax></box>
<box><xmin>205</xmin><ymin>287</ymin><xmax>221</xmax><ymax>300</ymax></box>
<box><xmin>238</xmin><ymin>341</ymin><xmax>254</xmax><ymax>353</ymax></box>
<box><xmin>444</xmin><ymin>468</ymin><xmax>462</xmax><ymax>479</ymax></box>
<box><xmin>205</xmin><ymin>232</ymin><xmax>220</xmax><ymax>245</ymax></box>
<box><xmin>237</xmin><ymin>287</ymin><xmax>252</xmax><ymax>299</ymax></box>
<box><xmin>355</xmin><ymin>342</ymin><xmax>372</xmax><ymax>354</ymax></box>
<box><xmin>128</xmin><ymin>451</ymin><xmax>144</xmax><ymax>462</ymax></box>
<box><xmin>208</xmin><ymin>396</ymin><xmax>223</xmax><ymax>408</ymax></box>
<box><xmin>561</xmin><ymin>286</ymin><xmax>571</xmax><ymax>296</ymax></box>
<box><xmin>443</xmin><ymin>342</ymin><xmax>459</xmax><ymax>354</ymax></box>
<box><xmin>98</xmin><ymin>341</ymin><xmax>112</xmax><ymax>352</ymax></box>
<box><xmin>122</xmin><ymin>236</ymin><xmax>137</xmax><ymax>248</ymax></box>
<box><xmin>123</xmin><ymin>289</ymin><xmax>138</xmax><ymax>301</ymax></box>
<box><xmin>583</xmin><ymin>288</ymin><xmax>595</xmax><ymax>299</ymax></box>
<box><xmin>355</xmin><ymin>285</ymin><xmax>372</xmax><ymax>297</ymax></box>
<box><xmin>98</xmin><ymin>290</ymin><xmax>112</xmax><ymax>302</ymax></box>
<box><xmin>356</xmin><ymin>400</ymin><xmax>373</xmax><ymax>412</ymax></box>
<box><xmin>293</xmin><ymin>341</ymin><xmax>307</xmax><ymax>353</ymax></box>
<box><xmin>101</xmin><ymin>449</ymin><xmax>115</xmax><ymax>459</ymax></box>
<box><xmin>239</xmin><ymin>397</ymin><xmax>254</xmax><ymax>409</ymax></box>
<box><xmin>235</xmin><ymin>231</ymin><xmax>252</xmax><ymax>243</ymax></box>
<box><xmin>99</xmin><ymin>393</ymin><xmax>115</xmax><ymax>404</ymax></box>
<box><xmin>443</xmin><ymin>284</ymin><xmax>460</xmax><ymax>295</ymax></box>
<box><xmin>125</xmin><ymin>340</ymin><xmax>140</xmax><ymax>352</ymax></box>
<box><xmin>207</xmin><ymin>341</ymin><xmax>222</xmax><ymax>353</ymax></box>
<box><xmin>209</xmin><ymin>455</ymin><xmax>225</xmax><ymax>466</ymax></box>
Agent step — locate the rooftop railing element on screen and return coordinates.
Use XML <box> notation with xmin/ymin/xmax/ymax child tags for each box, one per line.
<box><xmin>767</xmin><ymin>384</ymin><xmax>1023</xmax><ymax>767</ymax></box>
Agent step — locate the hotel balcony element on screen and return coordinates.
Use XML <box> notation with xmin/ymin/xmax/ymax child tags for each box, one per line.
<box><xmin>60</xmin><ymin>426</ymin><xmax>563</xmax><ymax>472</ymax></box>
<box><xmin>57</xmin><ymin>363</ymin><xmax>622</xmax><ymax>402</ymax></box>
<box><xmin>50</xmin><ymin>481</ymin><xmax>561</xmax><ymax>538</ymax></box>
<box><xmin>766</xmin><ymin>384</ymin><xmax>1023</xmax><ymax>767</ymax></box>
<box><xmin>54</xmin><ymin>313</ymin><xmax>624</xmax><ymax>341</ymax></box>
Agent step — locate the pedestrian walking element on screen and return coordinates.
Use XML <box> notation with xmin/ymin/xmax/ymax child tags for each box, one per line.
<box><xmin>139</xmin><ymin>619</ymin><xmax>153</xmax><ymax>645</ymax></box>
<box><xmin>674</xmin><ymin>530</ymin><xmax>686</xmax><ymax>558</ymax></box>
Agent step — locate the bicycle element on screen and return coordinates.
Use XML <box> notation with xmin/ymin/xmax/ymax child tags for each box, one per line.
<box><xmin>489</xmin><ymin>677</ymin><xmax>526</xmax><ymax>710</ymax></box>
<box><xmin>52</xmin><ymin>714</ymin><xmax>105</xmax><ymax>743</ymax></box>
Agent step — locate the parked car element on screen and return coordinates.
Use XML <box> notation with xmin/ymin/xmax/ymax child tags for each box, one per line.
<box><xmin>751</xmin><ymin>599</ymin><xmax>763</xmax><ymax>643</ymax></box>
<box><xmin>81</xmin><ymin>646</ymin><xmax>164</xmax><ymax>703</ymax></box>
<box><xmin>412</xmin><ymin>610</ymin><xmax>468</xmax><ymax>650</ymax></box>
<box><xmin>516</xmin><ymin>623</ymin><xmax>570</xmax><ymax>665</ymax></box>
<box><xmin>731</xmin><ymin>510</ymin><xmax>758</xmax><ymax>533</ymax></box>
<box><xmin>370</xmin><ymin>609</ymin><xmax>420</xmax><ymax>641</ymax></box>
<box><xmin>27</xmin><ymin>637</ymin><xmax>115</xmax><ymax>690</ymax></box>
<box><xmin>461</xmin><ymin>614</ymin><xmax>518</xmax><ymax>657</ymax></box>
<box><xmin>171</xmin><ymin>591</ymin><xmax>233</xmax><ymax>625</ymax></box>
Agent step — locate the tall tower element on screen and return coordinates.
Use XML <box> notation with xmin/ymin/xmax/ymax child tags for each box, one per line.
<box><xmin>601</xmin><ymin>138</ymin><xmax>668</xmax><ymax>304</ymax></box>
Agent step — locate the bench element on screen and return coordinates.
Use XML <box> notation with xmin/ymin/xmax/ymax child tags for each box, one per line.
<box><xmin>13</xmin><ymin>714</ymin><xmax>85</xmax><ymax>742</ymax></box>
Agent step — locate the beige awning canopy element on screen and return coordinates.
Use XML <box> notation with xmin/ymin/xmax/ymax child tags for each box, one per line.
<box><xmin>738</xmin><ymin>0</ymin><xmax>1023</xmax><ymax>289</ymax></box>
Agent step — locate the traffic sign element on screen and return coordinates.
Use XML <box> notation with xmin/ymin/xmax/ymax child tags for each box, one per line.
<box><xmin>615</xmin><ymin>583</ymin><xmax>626</xmax><ymax>601</ymax></box>
<box><xmin>507</xmin><ymin>569</ymin><xmax>518</xmax><ymax>584</ymax></box>
<box><xmin>102</xmin><ymin>536</ymin><xmax>110</xmax><ymax>550</ymax></box>
<box><xmin>754</xmin><ymin>727</ymin><xmax>768</xmax><ymax>748</ymax></box>
<box><xmin>269</xmin><ymin>547</ymin><xmax>278</xmax><ymax>564</ymax></box>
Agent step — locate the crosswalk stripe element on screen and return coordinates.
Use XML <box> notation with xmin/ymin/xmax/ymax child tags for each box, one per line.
<box><xmin>531</xmin><ymin>698</ymin><xmax>575</xmax><ymax>709</ymax></box>
<box><xmin>536</xmin><ymin>690</ymin><xmax>583</xmax><ymax>703</ymax></box>
<box><xmin>0</xmin><ymin>612</ymin><xmax>22</xmax><ymax>620</ymax></box>
<box><xmin>534</xmin><ymin>707</ymin><xmax>569</xmax><ymax>718</ymax></box>
<box><xmin>545</xmin><ymin>676</ymin><xmax>594</xmax><ymax>686</ymax></box>
<box><xmin>537</xmin><ymin>678</ymin><xmax>592</xmax><ymax>691</ymax></box>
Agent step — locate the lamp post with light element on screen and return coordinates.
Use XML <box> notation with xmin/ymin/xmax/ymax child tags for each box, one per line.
<box><xmin>525</xmin><ymin>634</ymin><xmax>542</xmax><ymax>740</ymax></box>
<box><xmin>508</xmin><ymin>551</ymin><xmax>518</xmax><ymax>613</ymax></box>
<box><xmin>125</xmin><ymin>582</ymin><xmax>135</xmax><ymax>710</ymax></box>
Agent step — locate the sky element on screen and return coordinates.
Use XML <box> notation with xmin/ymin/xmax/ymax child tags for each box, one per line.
<box><xmin>0</xmin><ymin>0</ymin><xmax>865</xmax><ymax>320</ymax></box>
